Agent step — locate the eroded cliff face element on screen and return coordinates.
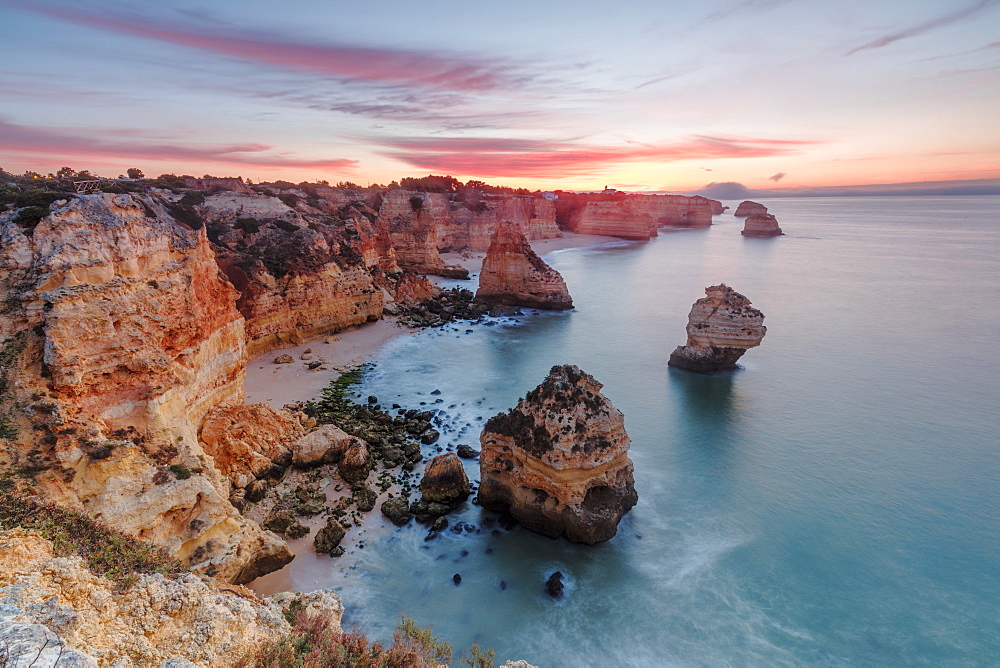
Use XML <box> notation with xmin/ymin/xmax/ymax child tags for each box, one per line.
<box><xmin>377</xmin><ymin>191</ymin><xmax>470</xmax><ymax>278</ymax></box>
<box><xmin>0</xmin><ymin>528</ymin><xmax>343</xmax><ymax>668</ymax></box>
<box><xmin>668</xmin><ymin>284</ymin><xmax>767</xmax><ymax>372</ymax></box>
<box><xmin>478</xmin><ymin>365</ymin><xmax>637</xmax><ymax>543</ymax></box>
<box><xmin>475</xmin><ymin>220</ymin><xmax>573</xmax><ymax>310</ymax></box>
<box><xmin>202</xmin><ymin>192</ymin><xmax>385</xmax><ymax>357</ymax></box>
<box><xmin>0</xmin><ymin>194</ymin><xmax>290</xmax><ymax>583</ymax></box>
<box><xmin>557</xmin><ymin>192</ymin><xmax>720</xmax><ymax>239</ymax></box>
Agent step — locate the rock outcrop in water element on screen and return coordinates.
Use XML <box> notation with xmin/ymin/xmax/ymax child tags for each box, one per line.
<box><xmin>420</xmin><ymin>452</ymin><xmax>471</xmax><ymax>504</ymax></box>
<box><xmin>741</xmin><ymin>213</ymin><xmax>784</xmax><ymax>236</ymax></box>
<box><xmin>668</xmin><ymin>284</ymin><xmax>767</xmax><ymax>372</ymax></box>
<box><xmin>478</xmin><ymin>365</ymin><xmax>637</xmax><ymax>543</ymax></box>
<box><xmin>475</xmin><ymin>220</ymin><xmax>574</xmax><ymax>310</ymax></box>
<box><xmin>734</xmin><ymin>200</ymin><xmax>768</xmax><ymax>217</ymax></box>
<box><xmin>555</xmin><ymin>192</ymin><xmax>720</xmax><ymax>240</ymax></box>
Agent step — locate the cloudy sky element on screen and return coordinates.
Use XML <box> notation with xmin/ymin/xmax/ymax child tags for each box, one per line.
<box><xmin>1</xmin><ymin>0</ymin><xmax>998</xmax><ymax>191</ymax></box>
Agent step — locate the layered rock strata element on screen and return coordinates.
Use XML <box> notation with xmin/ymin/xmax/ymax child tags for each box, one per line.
<box><xmin>555</xmin><ymin>192</ymin><xmax>721</xmax><ymax>239</ymax></box>
<box><xmin>668</xmin><ymin>284</ymin><xmax>767</xmax><ymax>372</ymax></box>
<box><xmin>0</xmin><ymin>193</ymin><xmax>290</xmax><ymax>583</ymax></box>
<box><xmin>0</xmin><ymin>528</ymin><xmax>342</xmax><ymax>667</ymax></box>
<box><xmin>475</xmin><ymin>220</ymin><xmax>573</xmax><ymax>310</ymax></box>
<box><xmin>478</xmin><ymin>365</ymin><xmax>637</xmax><ymax>543</ymax></box>
<box><xmin>741</xmin><ymin>213</ymin><xmax>784</xmax><ymax>236</ymax></box>
<box><xmin>734</xmin><ymin>200</ymin><xmax>768</xmax><ymax>217</ymax></box>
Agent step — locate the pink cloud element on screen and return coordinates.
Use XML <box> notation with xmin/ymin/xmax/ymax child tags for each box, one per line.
<box><xmin>0</xmin><ymin>120</ymin><xmax>356</xmax><ymax>170</ymax></box>
<box><xmin>377</xmin><ymin>135</ymin><xmax>819</xmax><ymax>178</ymax></box>
<box><xmin>30</xmin><ymin>5</ymin><xmax>529</xmax><ymax>93</ymax></box>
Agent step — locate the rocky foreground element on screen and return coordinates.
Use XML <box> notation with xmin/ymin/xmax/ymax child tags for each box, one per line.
<box><xmin>478</xmin><ymin>365</ymin><xmax>637</xmax><ymax>543</ymax></box>
<box><xmin>668</xmin><ymin>284</ymin><xmax>767</xmax><ymax>372</ymax></box>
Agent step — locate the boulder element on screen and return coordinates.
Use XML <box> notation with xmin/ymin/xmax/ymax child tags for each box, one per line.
<box><xmin>291</xmin><ymin>424</ymin><xmax>355</xmax><ymax>468</ymax></box>
<box><xmin>420</xmin><ymin>453</ymin><xmax>471</xmax><ymax>504</ymax></box>
<box><xmin>380</xmin><ymin>497</ymin><xmax>413</xmax><ymax>525</ymax></box>
<box><xmin>337</xmin><ymin>439</ymin><xmax>371</xmax><ymax>484</ymax></box>
<box><xmin>478</xmin><ymin>365</ymin><xmax>637</xmax><ymax>544</ymax></box>
<box><xmin>667</xmin><ymin>284</ymin><xmax>766</xmax><ymax>372</ymax></box>
<box><xmin>314</xmin><ymin>519</ymin><xmax>346</xmax><ymax>554</ymax></box>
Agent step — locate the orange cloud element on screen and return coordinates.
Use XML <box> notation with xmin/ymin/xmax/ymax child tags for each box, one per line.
<box><xmin>378</xmin><ymin>135</ymin><xmax>819</xmax><ymax>178</ymax></box>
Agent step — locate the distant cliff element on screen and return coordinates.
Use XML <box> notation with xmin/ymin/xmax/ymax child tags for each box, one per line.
<box><xmin>555</xmin><ymin>192</ymin><xmax>721</xmax><ymax>240</ymax></box>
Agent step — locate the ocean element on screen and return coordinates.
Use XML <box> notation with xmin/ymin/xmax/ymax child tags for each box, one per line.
<box><xmin>256</xmin><ymin>197</ymin><xmax>1000</xmax><ymax>666</ymax></box>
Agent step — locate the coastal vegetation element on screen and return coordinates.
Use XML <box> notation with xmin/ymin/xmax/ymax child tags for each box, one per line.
<box><xmin>0</xmin><ymin>495</ymin><xmax>186</xmax><ymax>589</ymax></box>
<box><xmin>238</xmin><ymin>614</ymin><xmax>494</xmax><ymax>668</ymax></box>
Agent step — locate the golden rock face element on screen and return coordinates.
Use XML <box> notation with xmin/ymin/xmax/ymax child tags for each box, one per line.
<box><xmin>475</xmin><ymin>219</ymin><xmax>573</xmax><ymax>310</ymax></box>
<box><xmin>668</xmin><ymin>284</ymin><xmax>767</xmax><ymax>373</ymax></box>
<box><xmin>478</xmin><ymin>365</ymin><xmax>637</xmax><ymax>544</ymax></box>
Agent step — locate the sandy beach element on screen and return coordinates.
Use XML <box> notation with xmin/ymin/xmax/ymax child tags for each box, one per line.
<box><xmin>244</xmin><ymin>232</ymin><xmax>620</xmax><ymax>406</ymax></box>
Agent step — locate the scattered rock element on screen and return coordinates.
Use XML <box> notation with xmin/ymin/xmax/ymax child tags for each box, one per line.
<box><xmin>453</xmin><ymin>573</ymin><xmax>462</xmax><ymax>585</ymax></box>
<box><xmin>314</xmin><ymin>519</ymin><xmax>346</xmax><ymax>554</ymax></box>
<box><xmin>380</xmin><ymin>497</ymin><xmax>413</xmax><ymax>525</ymax></box>
<box><xmin>544</xmin><ymin>571</ymin><xmax>565</xmax><ymax>599</ymax></box>
<box><xmin>456</xmin><ymin>444</ymin><xmax>479</xmax><ymax>459</ymax></box>
<box><xmin>338</xmin><ymin>439</ymin><xmax>371</xmax><ymax>484</ymax></box>
<box><xmin>274</xmin><ymin>354</ymin><xmax>294</xmax><ymax>364</ymax></box>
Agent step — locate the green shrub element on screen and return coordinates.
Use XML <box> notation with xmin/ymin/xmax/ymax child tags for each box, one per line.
<box><xmin>169</xmin><ymin>464</ymin><xmax>192</xmax><ymax>480</ymax></box>
<box><xmin>235</xmin><ymin>217</ymin><xmax>261</xmax><ymax>234</ymax></box>
<box><xmin>13</xmin><ymin>206</ymin><xmax>50</xmax><ymax>231</ymax></box>
<box><xmin>0</xmin><ymin>495</ymin><xmax>186</xmax><ymax>588</ymax></box>
<box><xmin>14</xmin><ymin>189</ymin><xmax>63</xmax><ymax>208</ymax></box>
<box><xmin>274</xmin><ymin>219</ymin><xmax>299</xmax><ymax>233</ymax></box>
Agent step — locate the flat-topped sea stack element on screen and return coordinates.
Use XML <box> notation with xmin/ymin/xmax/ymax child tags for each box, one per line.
<box><xmin>478</xmin><ymin>365</ymin><xmax>637</xmax><ymax>543</ymax></box>
<box><xmin>475</xmin><ymin>220</ymin><xmax>573</xmax><ymax>310</ymax></box>
<box><xmin>734</xmin><ymin>200</ymin><xmax>768</xmax><ymax>217</ymax></box>
<box><xmin>741</xmin><ymin>213</ymin><xmax>784</xmax><ymax>236</ymax></box>
<box><xmin>668</xmin><ymin>285</ymin><xmax>766</xmax><ymax>372</ymax></box>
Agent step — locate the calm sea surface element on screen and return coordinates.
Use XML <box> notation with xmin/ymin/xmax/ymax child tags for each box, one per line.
<box><xmin>256</xmin><ymin>197</ymin><xmax>1000</xmax><ymax>666</ymax></box>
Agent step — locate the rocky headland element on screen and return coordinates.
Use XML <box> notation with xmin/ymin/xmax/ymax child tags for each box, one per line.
<box><xmin>668</xmin><ymin>284</ymin><xmax>767</xmax><ymax>372</ymax></box>
<box><xmin>478</xmin><ymin>365</ymin><xmax>637</xmax><ymax>543</ymax></box>
<box><xmin>555</xmin><ymin>191</ymin><xmax>721</xmax><ymax>240</ymax></box>
<box><xmin>475</xmin><ymin>219</ymin><xmax>574</xmax><ymax>310</ymax></box>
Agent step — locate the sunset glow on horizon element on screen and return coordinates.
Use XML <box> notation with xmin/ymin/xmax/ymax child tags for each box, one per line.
<box><xmin>2</xmin><ymin>0</ymin><xmax>998</xmax><ymax>193</ymax></box>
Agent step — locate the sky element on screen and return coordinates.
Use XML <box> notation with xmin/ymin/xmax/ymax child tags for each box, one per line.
<box><xmin>1</xmin><ymin>0</ymin><xmax>999</xmax><ymax>192</ymax></box>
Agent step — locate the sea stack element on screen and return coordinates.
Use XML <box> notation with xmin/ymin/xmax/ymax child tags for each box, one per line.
<box><xmin>741</xmin><ymin>213</ymin><xmax>784</xmax><ymax>236</ymax></box>
<box><xmin>668</xmin><ymin>285</ymin><xmax>766</xmax><ymax>372</ymax></box>
<box><xmin>475</xmin><ymin>220</ymin><xmax>573</xmax><ymax>310</ymax></box>
<box><xmin>734</xmin><ymin>200</ymin><xmax>767</xmax><ymax>217</ymax></box>
<box><xmin>478</xmin><ymin>365</ymin><xmax>637</xmax><ymax>544</ymax></box>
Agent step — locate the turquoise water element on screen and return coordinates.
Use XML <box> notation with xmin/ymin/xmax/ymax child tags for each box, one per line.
<box><xmin>293</xmin><ymin>197</ymin><xmax>1000</xmax><ymax>665</ymax></box>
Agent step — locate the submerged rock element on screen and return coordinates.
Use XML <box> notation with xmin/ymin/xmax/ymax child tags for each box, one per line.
<box><xmin>478</xmin><ymin>365</ymin><xmax>637</xmax><ymax>544</ymax></box>
<box><xmin>475</xmin><ymin>220</ymin><xmax>573</xmax><ymax>310</ymax></box>
<box><xmin>667</xmin><ymin>284</ymin><xmax>766</xmax><ymax>373</ymax></box>
<box><xmin>741</xmin><ymin>212</ymin><xmax>783</xmax><ymax>237</ymax></box>
<box><xmin>544</xmin><ymin>571</ymin><xmax>565</xmax><ymax>599</ymax></box>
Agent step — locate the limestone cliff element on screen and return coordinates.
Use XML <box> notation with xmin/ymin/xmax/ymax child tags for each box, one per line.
<box><xmin>741</xmin><ymin>213</ymin><xmax>784</xmax><ymax>236</ymax></box>
<box><xmin>734</xmin><ymin>200</ymin><xmax>768</xmax><ymax>217</ymax></box>
<box><xmin>475</xmin><ymin>220</ymin><xmax>573</xmax><ymax>310</ymax></box>
<box><xmin>478</xmin><ymin>365</ymin><xmax>637</xmax><ymax>543</ymax></box>
<box><xmin>668</xmin><ymin>284</ymin><xmax>767</xmax><ymax>372</ymax></box>
<box><xmin>0</xmin><ymin>528</ymin><xmax>342</xmax><ymax>667</ymax></box>
<box><xmin>377</xmin><ymin>190</ymin><xmax>470</xmax><ymax>278</ymax></box>
<box><xmin>202</xmin><ymin>192</ymin><xmax>384</xmax><ymax>357</ymax></box>
<box><xmin>0</xmin><ymin>193</ymin><xmax>290</xmax><ymax>583</ymax></box>
<box><xmin>556</xmin><ymin>192</ymin><xmax>719</xmax><ymax>239</ymax></box>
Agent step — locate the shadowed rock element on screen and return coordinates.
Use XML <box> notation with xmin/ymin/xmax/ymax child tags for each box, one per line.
<box><xmin>420</xmin><ymin>453</ymin><xmax>471</xmax><ymax>504</ymax></box>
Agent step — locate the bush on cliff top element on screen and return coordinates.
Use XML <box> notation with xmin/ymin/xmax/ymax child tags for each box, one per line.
<box><xmin>0</xmin><ymin>495</ymin><xmax>186</xmax><ymax>588</ymax></box>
